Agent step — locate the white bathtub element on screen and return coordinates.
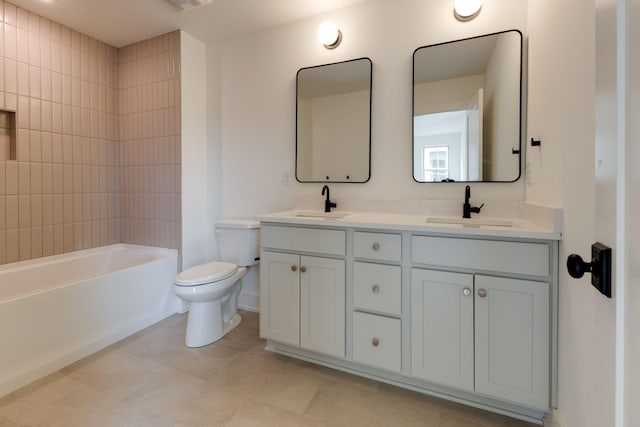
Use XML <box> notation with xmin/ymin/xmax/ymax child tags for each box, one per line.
<box><xmin>0</xmin><ymin>244</ymin><xmax>179</xmax><ymax>398</ymax></box>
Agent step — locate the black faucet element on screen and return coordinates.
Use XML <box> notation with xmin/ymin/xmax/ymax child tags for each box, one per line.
<box><xmin>322</xmin><ymin>185</ymin><xmax>337</xmax><ymax>213</ymax></box>
<box><xmin>462</xmin><ymin>185</ymin><xmax>484</xmax><ymax>218</ymax></box>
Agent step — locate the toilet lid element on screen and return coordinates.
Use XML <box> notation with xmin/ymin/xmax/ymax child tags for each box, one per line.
<box><xmin>175</xmin><ymin>261</ymin><xmax>238</xmax><ymax>286</ymax></box>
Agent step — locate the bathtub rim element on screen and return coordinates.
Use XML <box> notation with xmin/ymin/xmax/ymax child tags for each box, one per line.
<box><xmin>0</xmin><ymin>244</ymin><xmax>178</xmax><ymax>304</ymax></box>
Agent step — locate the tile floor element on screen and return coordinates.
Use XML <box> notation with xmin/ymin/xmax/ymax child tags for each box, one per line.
<box><xmin>0</xmin><ymin>311</ymin><xmax>537</xmax><ymax>426</ymax></box>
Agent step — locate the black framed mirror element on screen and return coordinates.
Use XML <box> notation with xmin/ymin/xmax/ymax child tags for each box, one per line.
<box><xmin>413</xmin><ymin>30</ymin><xmax>523</xmax><ymax>183</ymax></box>
<box><xmin>296</xmin><ymin>57</ymin><xmax>372</xmax><ymax>183</ymax></box>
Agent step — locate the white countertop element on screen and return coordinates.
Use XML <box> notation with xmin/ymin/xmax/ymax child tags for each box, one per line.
<box><xmin>257</xmin><ymin>210</ymin><xmax>562</xmax><ymax>241</ymax></box>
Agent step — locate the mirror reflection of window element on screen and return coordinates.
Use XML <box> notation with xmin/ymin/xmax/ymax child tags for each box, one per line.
<box><xmin>423</xmin><ymin>146</ymin><xmax>449</xmax><ymax>181</ymax></box>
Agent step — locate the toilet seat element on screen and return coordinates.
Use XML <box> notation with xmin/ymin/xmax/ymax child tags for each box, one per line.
<box><xmin>175</xmin><ymin>261</ymin><xmax>238</xmax><ymax>286</ymax></box>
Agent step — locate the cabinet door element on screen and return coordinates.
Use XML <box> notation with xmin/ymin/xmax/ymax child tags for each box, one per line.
<box><xmin>474</xmin><ymin>275</ymin><xmax>549</xmax><ymax>410</ymax></box>
<box><xmin>259</xmin><ymin>251</ymin><xmax>300</xmax><ymax>346</ymax></box>
<box><xmin>411</xmin><ymin>269</ymin><xmax>474</xmax><ymax>391</ymax></box>
<box><xmin>300</xmin><ymin>256</ymin><xmax>345</xmax><ymax>358</ymax></box>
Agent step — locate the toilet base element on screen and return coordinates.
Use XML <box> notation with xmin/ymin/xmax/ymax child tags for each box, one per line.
<box><xmin>185</xmin><ymin>300</ymin><xmax>243</xmax><ymax>348</ymax></box>
<box><xmin>224</xmin><ymin>313</ymin><xmax>242</xmax><ymax>336</ymax></box>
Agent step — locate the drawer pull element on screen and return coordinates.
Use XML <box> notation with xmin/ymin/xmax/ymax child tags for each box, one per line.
<box><xmin>463</xmin><ymin>287</ymin><xmax>471</xmax><ymax>296</ymax></box>
<box><xmin>478</xmin><ymin>288</ymin><xmax>487</xmax><ymax>298</ymax></box>
<box><xmin>372</xmin><ymin>242</ymin><xmax>380</xmax><ymax>251</ymax></box>
<box><xmin>372</xmin><ymin>338</ymin><xmax>380</xmax><ymax>347</ymax></box>
<box><xmin>300</xmin><ymin>266</ymin><xmax>307</xmax><ymax>273</ymax></box>
<box><xmin>372</xmin><ymin>284</ymin><xmax>380</xmax><ymax>293</ymax></box>
<box><xmin>291</xmin><ymin>265</ymin><xmax>297</xmax><ymax>272</ymax></box>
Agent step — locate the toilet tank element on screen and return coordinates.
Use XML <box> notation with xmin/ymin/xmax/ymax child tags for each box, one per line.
<box><xmin>215</xmin><ymin>219</ymin><xmax>260</xmax><ymax>266</ymax></box>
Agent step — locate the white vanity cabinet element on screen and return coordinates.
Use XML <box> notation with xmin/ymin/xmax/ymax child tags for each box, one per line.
<box><xmin>411</xmin><ymin>236</ymin><xmax>552</xmax><ymax>410</ymax></box>
<box><xmin>258</xmin><ymin>214</ymin><xmax>559</xmax><ymax>423</ymax></box>
<box><xmin>259</xmin><ymin>225</ymin><xmax>346</xmax><ymax>358</ymax></box>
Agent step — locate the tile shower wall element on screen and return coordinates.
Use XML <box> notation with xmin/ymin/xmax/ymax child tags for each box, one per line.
<box><xmin>0</xmin><ymin>1</ymin><xmax>119</xmax><ymax>264</ymax></box>
<box><xmin>118</xmin><ymin>32</ymin><xmax>181</xmax><ymax>250</ymax></box>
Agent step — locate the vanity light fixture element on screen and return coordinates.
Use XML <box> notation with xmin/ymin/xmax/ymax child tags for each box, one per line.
<box><xmin>317</xmin><ymin>21</ymin><xmax>342</xmax><ymax>49</ymax></box>
<box><xmin>453</xmin><ymin>0</ymin><xmax>483</xmax><ymax>21</ymax></box>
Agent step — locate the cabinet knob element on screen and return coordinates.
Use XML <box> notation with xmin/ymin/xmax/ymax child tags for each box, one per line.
<box><xmin>300</xmin><ymin>266</ymin><xmax>307</xmax><ymax>273</ymax></box>
<box><xmin>463</xmin><ymin>287</ymin><xmax>471</xmax><ymax>296</ymax></box>
<box><xmin>478</xmin><ymin>289</ymin><xmax>487</xmax><ymax>298</ymax></box>
<box><xmin>372</xmin><ymin>338</ymin><xmax>379</xmax><ymax>347</ymax></box>
<box><xmin>291</xmin><ymin>265</ymin><xmax>297</xmax><ymax>272</ymax></box>
<box><xmin>372</xmin><ymin>242</ymin><xmax>380</xmax><ymax>251</ymax></box>
<box><xmin>372</xmin><ymin>284</ymin><xmax>380</xmax><ymax>293</ymax></box>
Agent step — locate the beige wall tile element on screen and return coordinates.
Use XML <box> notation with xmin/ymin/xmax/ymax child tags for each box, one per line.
<box><xmin>30</xmin><ymin>162</ymin><xmax>41</xmax><ymax>193</ymax></box>
<box><xmin>31</xmin><ymin>225</ymin><xmax>42</xmax><ymax>258</ymax></box>
<box><xmin>0</xmin><ymin>230</ymin><xmax>6</xmax><ymax>264</ymax></box>
<box><xmin>42</xmin><ymin>193</ymin><xmax>52</xmax><ymax>225</ymax></box>
<box><xmin>5</xmin><ymin>161</ymin><xmax>18</xmax><ymax>194</ymax></box>
<box><xmin>30</xmin><ymin>98</ymin><xmax>41</xmax><ymax>130</ymax></box>
<box><xmin>16</xmin><ymin>60</ymin><xmax>28</xmax><ymax>95</ymax></box>
<box><xmin>4</xmin><ymin>57</ymin><xmax>16</xmax><ymax>93</ymax></box>
<box><xmin>40</xmin><ymin>36</ymin><xmax>51</xmax><ymax>70</ymax></box>
<box><xmin>18</xmin><ymin>161</ymin><xmax>29</xmax><ymax>194</ymax></box>
<box><xmin>52</xmin><ymin>163</ymin><xmax>62</xmax><ymax>193</ymax></box>
<box><xmin>0</xmin><ymin>194</ymin><xmax>4</xmax><ymax>228</ymax></box>
<box><xmin>4</xmin><ymin>24</ymin><xmax>16</xmax><ymax>60</ymax></box>
<box><xmin>41</xmin><ymin>132</ymin><xmax>52</xmax><ymax>162</ymax></box>
<box><xmin>5</xmin><ymin>195</ymin><xmax>17</xmax><ymax>228</ymax></box>
<box><xmin>16</xmin><ymin>128</ymin><xmax>29</xmax><ymax>161</ymax></box>
<box><xmin>29</xmin><ymin>65</ymin><xmax>41</xmax><ymax>98</ymax></box>
<box><xmin>41</xmin><ymin>162</ymin><xmax>52</xmax><ymax>194</ymax></box>
<box><xmin>28</xmin><ymin>31</ymin><xmax>40</xmax><ymax>66</ymax></box>
<box><xmin>52</xmin><ymin>193</ymin><xmax>62</xmax><ymax>224</ymax></box>
<box><xmin>63</xmin><ymin>222</ymin><xmax>73</xmax><ymax>252</ymax></box>
<box><xmin>18</xmin><ymin>227</ymin><xmax>30</xmax><ymax>260</ymax></box>
<box><xmin>53</xmin><ymin>222</ymin><xmax>62</xmax><ymax>254</ymax></box>
<box><xmin>6</xmin><ymin>228</ymin><xmax>18</xmax><ymax>262</ymax></box>
<box><xmin>63</xmin><ymin>193</ymin><xmax>72</xmax><ymax>223</ymax></box>
<box><xmin>51</xmin><ymin>71</ymin><xmax>61</xmax><ymax>102</ymax></box>
<box><xmin>51</xmin><ymin>40</ymin><xmax>61</xmax><ymax>72</ymax></box>
<box><xmin>30</xmin><ymin>194</ymin><xmax>42</xmax><ymax>226</ymax></box>
<box><xmin>41</xmin><ymin>100</ymin><xmax>52</xmax><ymax>132</ymax></box>
<box><xmin>16</xmin><ymin>8</ymin><xmax>29</xmax><ymax>30</ymax></box>
<box><xmin>18</xmin><ymin>194</ymin><xmax>30</xmax><ymax>227</ymax></box>
<box><xmin>42</xmin><ymin>224</ymin><xmax>53</xmax><ymax>256</ymax></box>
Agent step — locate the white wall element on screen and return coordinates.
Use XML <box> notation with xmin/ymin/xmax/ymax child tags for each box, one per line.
<box><xmin>526</xmin><ymin>1</ymin><xmax>618</xmax><ymax>427</ymax></box>
<box><xmin>216</xmin><ymin>0</ymin><xmax>527</xmax><ymax>220</ymax></box>
<box><xmin>180</xmin><ymin>32</ymin><xmax>215</xmax><ymax>270</ymax></box>
<box><xmin>627</xmin><ymin>0</ymin><xmax>640</xmax><ymax>421</ymax></box>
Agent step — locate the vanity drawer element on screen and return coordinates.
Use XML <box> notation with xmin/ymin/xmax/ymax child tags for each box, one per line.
<box><xmin>353</xmin><ymin>262</ymin><xmax>401</xmax><ymax>316</ymax></box>
<box><xmin>354</xmin><ymin>232</ymin><xmax>401</xmax><ymax>262</ymax></box>
<box><xmin>352</xmin><ymin>312</ymin><xmax>401</xmax><ymax>372</ymax></box>
<box><xmin>411</xmin><ymin>236</ymin><xmax>549</xmax><ymax>277</ymax></box>
<box><xmin>261</xmin><ymin>225</ymin><xmax>345</xmax><ymax>256</ymax></box>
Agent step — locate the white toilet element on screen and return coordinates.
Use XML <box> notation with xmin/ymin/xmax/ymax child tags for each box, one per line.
<box><xmin>174</xmin><ymin>219</ymin><xmax>260</xmax><ymax>347</ymax></box>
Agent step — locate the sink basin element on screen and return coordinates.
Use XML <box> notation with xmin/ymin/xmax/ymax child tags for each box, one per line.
<box><xmin>294</xmin><ymin>210</ymin><xmax>351</xmax><ymax>219</ymax></box>
<box><xmin>425</xmin><ymin>216</ymin><xmax>517</xmax><ymax>228</ymax></box>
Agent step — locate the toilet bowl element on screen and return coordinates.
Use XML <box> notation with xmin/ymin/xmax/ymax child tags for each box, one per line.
<box><xmin>174</xmin><ymin>219</ymin><xmax>259</xmax><ymax>348</ymax></box>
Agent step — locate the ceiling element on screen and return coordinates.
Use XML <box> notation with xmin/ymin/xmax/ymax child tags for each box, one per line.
<box><xmin>10</xmin><ymin>0</ymin><xmax>371</xmax><ymax>48</ymax></box>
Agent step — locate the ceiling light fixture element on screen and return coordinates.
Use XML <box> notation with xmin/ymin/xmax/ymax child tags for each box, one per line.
<box><xmin>317</xmin><ymin>21</ymin><xmax>342</xmax><ymax>49</ymax></box>
<box><xmin>453</xmin><ymin>0</ymin><xmax>483</xmax><ymax>21</ymax></box>
<box><xmin>168</xmin><ymin>0</ymin><xmax>212</xmax><ymax>11</ymax></box>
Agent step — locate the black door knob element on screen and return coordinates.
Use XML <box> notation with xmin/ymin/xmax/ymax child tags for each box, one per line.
<box><xmin>566</xmin><ymin>254</ymin><xmax>593</xmax><ymax>279</ymax></box>
<box><xmin>566</xmin><ymin>242</ymin><xmax>612</xmax><ymax>298</ymax></box>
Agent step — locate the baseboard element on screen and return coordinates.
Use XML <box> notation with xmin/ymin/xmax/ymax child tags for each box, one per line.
<box><xmin>238</xmin><ymin>291</ymin><xmax>259</xmax><ymax>312</ymax></box>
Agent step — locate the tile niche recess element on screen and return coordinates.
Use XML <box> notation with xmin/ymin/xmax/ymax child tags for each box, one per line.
<box><xmin>0</xmin><ymin>110</ymin><xmax>16</xmax><ymax>160</ymax></box>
